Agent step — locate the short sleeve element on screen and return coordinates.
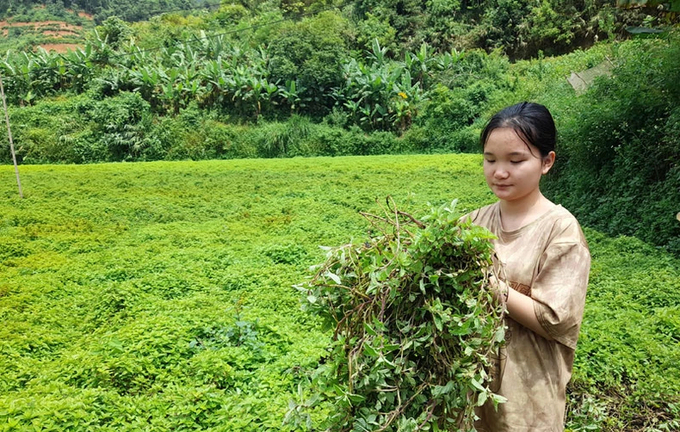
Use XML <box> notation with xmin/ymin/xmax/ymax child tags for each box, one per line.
<box><xmin>462</xmin><ymin>203</ymin><xmax>497</xmax><ymax>227</ymax></box>
<box><xmin>531</xmin><ymin>225</ymin><xmax>591</xmax><ymax>349</ymax></box>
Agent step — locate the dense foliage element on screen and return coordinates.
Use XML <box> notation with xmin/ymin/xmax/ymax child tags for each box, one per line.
<box><xmin>0</xmin><ymin>155</ymin><xmax>677</xmax><ymax>431</ymax></box>
<box><xmin>544</xmin><ymin>34</ymin><xmax>680</xmax><ymax>254</ymax></box>
<box><xmin>1</xmin><ymin>0</ymin><xmax>198</xmax><ymax>23</ymax></box>
<box><xmin>297</xmin><ymin>200</ymin><xmax>504</xmax><ymax>431</ymax></box>
<box><xmin>2</xmin><ymin>25</ymin><xmax>679</xmax><ymax>255</ymax></box>
<box><xmin>0</xmin><ymin>2</ymin><xmax>678</xmax><ymax>430</ymax></box>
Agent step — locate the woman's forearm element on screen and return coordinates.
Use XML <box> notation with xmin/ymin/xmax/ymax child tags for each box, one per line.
<box><xmin>504</xmin><ymin>286</ymin><xmax>554</xmax><ymax>341</ymax></box>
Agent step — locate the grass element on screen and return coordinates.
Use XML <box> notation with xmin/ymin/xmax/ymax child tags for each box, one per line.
<box><xmin>0</xmin><ymin>154</ymin><xmax>677</xmax><ymax>431</ymax></box>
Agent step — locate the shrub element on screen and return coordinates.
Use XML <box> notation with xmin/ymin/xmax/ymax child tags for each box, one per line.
<box><xmin>411</xmin><ymin>82</ymin><xmax>491</xmax><ymax>153</ymax></box>
<box><xmin>75</xmin><ymin>92</ymin><xmax>158</xmax><ymax>162</ymax></box>
<box><xmin>545</xmin><ymin>32</ymin><xmax>680</xmax><ymax>254</ymax></box>
<box><xmin>268</xmin><ymin>11</ymin><xmax>351</xmax><ymax>117</ymax></box>
<box><xmin>0</xmin><ymin>96</ymin><xmax>87</xmax><ymax>164</ymax></box>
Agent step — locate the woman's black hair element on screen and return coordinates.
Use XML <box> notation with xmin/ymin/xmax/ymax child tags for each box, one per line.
<box><xmin>480</xmin><ymin>102</ymin><xmax>556</xmax><ymax>157</ymax></box>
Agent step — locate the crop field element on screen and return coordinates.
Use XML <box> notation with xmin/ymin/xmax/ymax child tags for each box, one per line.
<box><xmin>0</xmin><ymin>155</ymin><xmax>678</xmax><ymax>431</ymax></box>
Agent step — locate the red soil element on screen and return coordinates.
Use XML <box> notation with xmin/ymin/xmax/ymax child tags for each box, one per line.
<box><xmin>1</xmin><ymin>8</ymin><xmax>92</xmax><ymax>40</ymax></box>
<box><xmin>0</xmin><ymin>21</ymin><xmax>83</xmax><ymax>31</ymax></box>
<box><xmin>0</xmin><ymin>20</ymin><xmax>83</xmax><ymax>38</ymax></box>
<box><xmin>37</xmin><ymin>43</ymin><xmax>82</xmax><ymax>53</ymax></box>
<box><xmin>65</xmin><ymin>9</ymin><xmax>94</xmax><ymax>20</ymax></box>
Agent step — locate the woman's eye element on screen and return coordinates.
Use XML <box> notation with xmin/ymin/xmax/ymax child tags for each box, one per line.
<box><xmin>485</xmin><ymin>159</ymin><xmax>495</xmax><ymax>163</ymax></box>
<box><xmin>510</xmin><ymin>160</ymin><xmax>524</xmax><ymax>164</ymax></box>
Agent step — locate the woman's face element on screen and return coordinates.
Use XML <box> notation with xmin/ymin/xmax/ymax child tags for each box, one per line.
<box><xmin>483</xmin><ymin>127</ymin><xmax>554</xmax><ymax>203</ymax></box>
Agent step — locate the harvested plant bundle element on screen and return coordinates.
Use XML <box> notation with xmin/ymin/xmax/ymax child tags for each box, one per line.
<box><xmin>296</xmin><ymin>200</ymin><xmax>506</xmax><ymax>432</ymax></box>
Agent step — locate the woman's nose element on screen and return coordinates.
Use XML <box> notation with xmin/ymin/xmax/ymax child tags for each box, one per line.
<box><xmin>494</xmin><ymin>166</ymin><xmax>509</xmax><ymax>179</ymax></box>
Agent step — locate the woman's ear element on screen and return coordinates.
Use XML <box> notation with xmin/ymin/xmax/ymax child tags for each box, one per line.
<box><xmin>541</xmin><ymin>151</ymin><xmax>556</xmax><ymax>174</ymax></box>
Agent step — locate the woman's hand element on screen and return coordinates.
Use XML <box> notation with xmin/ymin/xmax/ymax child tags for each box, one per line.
<box><xmin>487</xmin><ymin>274</ymin><xmax>509</xmax><ymax>308</ymax></box>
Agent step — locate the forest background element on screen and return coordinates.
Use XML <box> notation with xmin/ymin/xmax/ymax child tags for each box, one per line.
<box><xmin>0</xmin><ymin>1</ymin><xmax>679</xmax><ymax>430</ymax></box>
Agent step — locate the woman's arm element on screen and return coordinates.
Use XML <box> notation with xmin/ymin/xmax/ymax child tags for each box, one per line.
<box><xmin>491</xmin><ymin>277</ymin><xmax>554</xmax><ymax>341</ymax></box>
<box><xmin>504</xmin><ymin>286</ymin><xmax>554</xmax><ymax>341</ymax></box>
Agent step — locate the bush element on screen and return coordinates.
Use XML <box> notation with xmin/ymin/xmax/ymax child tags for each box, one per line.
<box><xmin>235</xmin><ymin>118</ymin><xmax>409</xmax><ymax>159</ymax></box>
<box><xmin>250</xmin><ymin>116</ymin><xmax>313</xmax><ymax>158</ymax></box>
<box><xmin>75</xmin><ymin>92</ymin><xmax>159</xmax><ymax>162</ymax></box>
<box><xmin>0</xmin><ymin>97</ymin><xmax>86</xmax><ymax>164</ymax></box>
<box><xmin>158</xmin><ymin>112</ymin><xmax>257</xmax><ymax>161</ymax></box>
<box><xmin>545</xmin><ymin>32</ymin><xmax>680</xmax><ymax>254</ymax></box>
<box><xmin>411</xmin><ymin>78</ymin><xmax>497</xmax><ymax>153</ymax></box>
<box><xmin>268</xmin><ymin>11</ymin><xmax>351</xmax><ymax>117</ymax></box>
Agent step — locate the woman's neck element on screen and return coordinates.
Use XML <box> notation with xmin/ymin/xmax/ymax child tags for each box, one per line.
<box><xmin>499</xmin><ymin>191</ymin><xmax>555</xmax><ymax>231</ymax></box>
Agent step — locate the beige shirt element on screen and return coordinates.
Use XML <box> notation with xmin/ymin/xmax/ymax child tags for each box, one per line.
<box><xmin>468</xmin><ymin>202</ymin><xmax>591</xmax><ymax>432</ymax></box>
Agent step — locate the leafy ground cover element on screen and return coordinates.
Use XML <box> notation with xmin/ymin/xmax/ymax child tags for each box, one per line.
<box><xmin>0</xmin><ymin>155</ymin><xmax>678</xmax><ymax>431</ymax></box>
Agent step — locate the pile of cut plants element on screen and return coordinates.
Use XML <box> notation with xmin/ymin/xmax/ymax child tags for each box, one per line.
<box><xmin>294</xmin><ymin>199</ymin><xmax>506</xmax><ymax>431</ymax></box>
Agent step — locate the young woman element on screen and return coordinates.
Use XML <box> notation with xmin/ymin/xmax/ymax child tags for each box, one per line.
<box><xmin>467</xmin><ymin>102</ymin><xmax>591</xmax><ymax>431</ymax></box>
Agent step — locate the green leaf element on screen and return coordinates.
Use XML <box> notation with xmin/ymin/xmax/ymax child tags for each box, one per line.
<box><xmin>470</xmin><ymin>377</ymin><xmax>486</xmax><ymax>392</ymax></box>
<box><xmin>434</xmin><ymin>315</ymin><xmax>443</xmax><ymax>332</ymax></box>
<box><xmin>432</xmin><ymin>380</ymin><xmax>454</xmax><ymax>397</ymax></box>
<box><xmin>363</xmin><ymin>343</ymin><xmax>378</xmax><ymax>357</ymax></box>
<box><xmin>327</xmin><ymin>272</ymin><xmax>342</xmax><ymax>285</ymax></box>
<box><xmin>364</xmin><ymin>323</ymin><xmax>377</xmax><ymax>336</ymax></box>
<box><xmin>477</xmin><ymin>391</ymin><xmax>488</xmax><ymax>406</ymax></box>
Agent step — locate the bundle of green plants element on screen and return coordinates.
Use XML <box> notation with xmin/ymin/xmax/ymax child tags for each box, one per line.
<box><xmin>294</xmin><ymin>199</ymin><xmax>506</xmax><ymax>431</ymax></box>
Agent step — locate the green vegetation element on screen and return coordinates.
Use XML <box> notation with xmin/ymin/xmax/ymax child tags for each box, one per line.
<box><xmin>1</xmin><ymin>0</ymin><xmax>196</xmax><ymax>23</ymax></box>
<box><xmin>0</xmin><ymin>1</ymin><xmax>678</xmax><ymax>430</ymax></box>
<box><xmin>544</xmin><ymin>37</ymin><xmax>680</xmax><ymax>255</ymax></box>
<box><xmin>3</xmin><ymin>24</ymin><xmax>678</xmax><ymax>252</ymax></box>
<box><xmin>297</xmin><ymin>200</ymin><xmax>504</xmax><ymax>430</ymax></box>
<box><xmin>0</xmin><ymin>155</ymin><xmax>678</xmax><ymax>431</ymax></box>
<box><xmin>569</xmin><ymin>229</ymin><xmax>680</xmax><ymax>431</ymax></box>
<box><xmin>0</xmin><ymin>7</ymin><xmax>93</xmax><ymax>54</ymax></box>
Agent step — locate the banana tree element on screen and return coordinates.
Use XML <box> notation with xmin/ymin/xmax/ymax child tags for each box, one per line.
<box><xmin>88</xmin><ymin>29</ymin><xmax>116</xmax><ymax>67</ymax></box>
<box><xmin>95</xmin><ymin>67</ymin><xmax>135</xmax><ymax>97</ymax></box>
<box><xmin>403</xmin><ymin>42</ymin><xmax>436</xmax><ymax>86</ymax></box>
<box><xmin>392</xmin><ymin>70</ymin><xmax>428</xmax><ymax>133</ymax></box>
<box><xmin>61</xmin><ymin>47</ymin><xmax>94</xmax><ymax>93</ymax></box>
<box><xmin>28</xmin><ymin>48</ymin><xmax>64</xmax><ymax>95</ymax></box>
<box><xmin>0</xmin><ymin>54</ymin><xmax>30</xmax><ymax>104</ymax></box>
<box><xmin>200</xmin><ymin>58</ymin><xmax>228</xmax><ymax>108</ymax></box>
<box><xmin>278</xmin><ymin>80</ymin><xmax>305</xmax><ymax>114</ymax></box>
<box><xmin>433</xmin><ymin>48</ymin><xmax>465</xmax><ymax>71</ymax></box>
<box><xmin>367</xmin><ymin>39</ymin><xmax>389</xmax><ymax>67</ymax></box>
<box><xmin>131</xmin><ymin>64</ymin><xmax>163</xmax><ymax>111</ymax></box>
<box><xmin>156</xmin><ymin>66</ymin><xmax>184</xmax><ymax>114</ymax></box>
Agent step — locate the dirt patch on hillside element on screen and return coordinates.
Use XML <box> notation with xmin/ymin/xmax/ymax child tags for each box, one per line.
<box><xmin>38</xmin><ymin>43</ymin><xmax>82</xmax><ymax>53</ymax></box>
<box><xmin>65</xmin><ymin>9</ymin><xmax>94</xmax><ymax>20</ymax></box>
<box><xmin>42</xmin><ymin>30</ymin><xmax>79</xmax><ymax>37</ymax></box>
<box><xmin>0</xmin><ymin>20</ymin><xmax>83</xmax><ymax>38</ymax></box>
<box><xmin>1</xmin><ymin>21</ymin><xmax>83</xmax><ymax>31</ymax></box>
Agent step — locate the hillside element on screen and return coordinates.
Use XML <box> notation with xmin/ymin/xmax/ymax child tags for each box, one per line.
<box><xmin>0</xmin><ymin>0</ymin><xmax>199</xmax><ymax>24</ymax></box>
<box><xmin>0</xmin><ymin>5</ymin><xmax>93</xmax><ymax>53</ymax></box>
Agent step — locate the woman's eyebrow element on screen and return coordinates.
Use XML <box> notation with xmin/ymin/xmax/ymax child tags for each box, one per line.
<box><xmin>483</xmin><ymin>151</ymin><xmax>527</xmax><ymax>156</ymax></box>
